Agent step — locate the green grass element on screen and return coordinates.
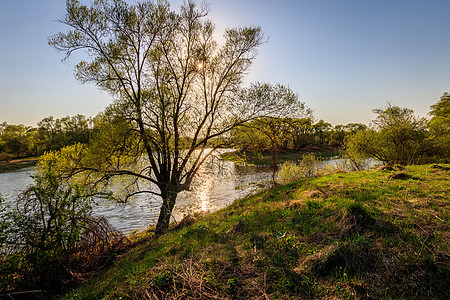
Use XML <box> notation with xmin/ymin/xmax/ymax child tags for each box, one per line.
<box><xmin>60</xmin><ymin>164</ymin><xmax>449</xmax><ymax>299</ymax></box>
<box><xmin>221</xmin><ymin>149</ymin><xmax>340</xmax><ymax>166</ymax></box>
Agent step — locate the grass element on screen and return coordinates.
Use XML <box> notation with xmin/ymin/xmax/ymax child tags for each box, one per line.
<box><xmin>0</xmin><ymin>157</ymin><xmax>39</xmax><ymax>174</ymax></box>
<box><xmin>221</xmin><ymin>149</ymin><xmax>340</xmax><ymax>166</ymax></box>
<box><xmin>59</xmin><ymin>164</ymin><xmax>449</xmax><ymax>299</ymax></box>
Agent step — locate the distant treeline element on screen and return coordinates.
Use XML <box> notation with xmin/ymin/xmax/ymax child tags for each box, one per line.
<box><xmin>229</xmin><ymin>117</ymin><xmax>367</xmax><ymax>153</ymax></box>
<box><xmin>0</xmin><ymin>113</ymin><xmax>365</xmax><ymax>162</ymax></box>
<box><xmin>0</xmin><ymin>114</ymin><xmax>96</xmax><ymax>161</ymax></box>
<box><xmin>1</xmin><ymin>92</ymin><xmax>449</xmax><ymax>166</ymax></box>
<box><xmin>229</xmin><ymin>92</ymin><xmax>449</xmax><ymax>165</ymax></box>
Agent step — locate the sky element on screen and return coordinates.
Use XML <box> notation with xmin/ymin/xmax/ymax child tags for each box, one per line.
<box><xmin>1</xmin><ymin>0</ymin><xmax>450</xmax><ymax>126</ymax></box>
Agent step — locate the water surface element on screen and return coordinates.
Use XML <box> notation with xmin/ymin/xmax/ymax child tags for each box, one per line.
<box><xmin>0</xmin><ymin>162</ymin><xmax>273</xmax><ymax>233</ymax></box>
<box><xmin>0</xmin><ymin>156</ymin><xmax>379</xmax><ymax>233</ymax></box>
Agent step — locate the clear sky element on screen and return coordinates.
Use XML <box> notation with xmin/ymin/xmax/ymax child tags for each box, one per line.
<box><xmin>1</xmin><ymin>0</ymin><xmax>450</xmax><ymax>126</ymax></box>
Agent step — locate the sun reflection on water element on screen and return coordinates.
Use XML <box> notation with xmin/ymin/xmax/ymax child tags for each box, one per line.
<box><xmin>194</xmin><ymin>151</ymin><xmax>214</xmax><ymax>212</ymax></box>
<box><xmin>197</xmin><ymin>173</ymin><xmax>213</xmax><ymax>211</ymax></box>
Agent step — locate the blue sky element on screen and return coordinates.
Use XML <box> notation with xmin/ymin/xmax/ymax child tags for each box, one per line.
<box><xmin>1</xmin><ymin>0</ymin><xmax>450</xmax><ymax>126</ymax></box>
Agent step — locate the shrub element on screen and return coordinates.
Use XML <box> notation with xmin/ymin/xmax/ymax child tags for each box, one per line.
<box><xmin>278</xmin><ymin>154</ymin><xmax>321</xmax><ymax>184</ymax></box>
<box><xmin>0</xmin><ymin>160</ymin><xmax>120</xmax><ymax>293</ymax></box>
<box><xmin>345</xmin><ymin>105</ymin><xmax>428</xmax><ymax>165</ymax></box>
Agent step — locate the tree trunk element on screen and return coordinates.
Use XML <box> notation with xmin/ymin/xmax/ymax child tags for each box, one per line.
<box><xmin>155</xmin><ymin>188</ymin><xmax>178</xmax><ymax>235</ymax></box>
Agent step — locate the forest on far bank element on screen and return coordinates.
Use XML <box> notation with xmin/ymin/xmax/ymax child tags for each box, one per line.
<box><xmin>0</xmin><ymin>112</ymin><xmax>358</xmax><ymax>161</ymax></box>
<box><xmin>1</xmin><ymin>92</ymin><xmax>449</xmax><ymax>167</ymax></box>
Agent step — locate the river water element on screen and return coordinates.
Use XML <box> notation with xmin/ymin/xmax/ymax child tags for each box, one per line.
<box><xmin>0</xmin><ymin>161</ymin><xmax>273</xmax><ymax>233</ymax></box>
<box><xmin>0</xmin><ymin>156</ymin><xmax>379</xmax><ymax>234</ymax></box>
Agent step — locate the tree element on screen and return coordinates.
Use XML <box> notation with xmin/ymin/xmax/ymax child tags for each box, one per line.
<box><xmin>245</xmin><ymin>116</ymin><xmax>311</xmax><ymax>182</ymax></box>
<box><xmin>231</xmin><ymin>85</ymin><xmax>310</xmax><ymax>170</ymax></box>
<box><xmin>328</xmin><ymin>124</ymin><xmax>346</xmax><ymax>148</ymax></box>
<box><xmin>429</xmin><ymin>92</ymin><xmax>450</xmax><ymax>120</ymax></box>
<box><xmin>0</xmin><ymin>122</ymin><xmax>34</xmax><ymax>157</ymax></box>
<box><xmin>345</xmin><ymin>104</ymin><xmax>427</xmax><ymax>165</ymax></box>
<box><xmin>327</xmin><ymin>123</ymin><xmax>367</xmax><ymax>148</ymax></box>
<box><xmin>36</xmin><ymin>114</ymin><xmax>95</xmax><ymax>153</ymax></box>
<box><xmin>49</xmin><ymin>0</ymin><xmax>303</xmax><ymax>234</ymax></box>
<box><xmin>427</xmin><ymin>92</ymin><xmax>450</xmax><ymax>160</ymax></box>
<box><xmin>290</xmin><ymin>117</ymin><xmax>314</xmax><ymax>149</ymax></box>
<box><xmin>313</xmin><ymin>119</ymin><xmax>332</xmax><ymax>146</ymax></box>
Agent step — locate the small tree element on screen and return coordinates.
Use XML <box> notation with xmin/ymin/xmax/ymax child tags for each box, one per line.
<box><xmin>231</xmin><ymin>84</ymin><xmax>310</xmax><ymax>180</ymax></box>
<box><xmin>0</xmin><ymin>123</ymin><xmax>34</xmax><ymax>157</ymax></box>
<box><xmin>345</xmin><ymin>104</ymin><xmax>427</xmax><ymax>165</ymax></box>
<box><xmin>291</xmin><ymin>117</ymin><xmax>315</xmax><ymax>149</ymax></box>
<box><xmin>35</xmin><ymin>114</ymin><xmax>95</xmax><ymax>153</ymax></box>
<box><xmin>427</xmin><ymin>92</ymin><xmax>450</xmax><ymax>161</ymax></box>
<box><xmin>328</xmin><ymin>123</ymin><xmax>367</xmax><ymax>148</ymax></box>
<box><xmin>251</xmin><ymin>117</ymin><xmax>301</xmax><ymax>181</ymax></box>
<box><xmin>314</xmin><ymin>119</ymin><xmax>332</xmax><ymax>146</ymax></box>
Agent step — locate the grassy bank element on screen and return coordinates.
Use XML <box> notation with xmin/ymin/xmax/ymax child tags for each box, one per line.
<box><xmin>221</xmin><ymin>149</ymin><xmax>340</xmax><ymax>166</ymax></box>
<box><xmin>0</xmin><ymin>157</ymin><xmax>39</xmax><ymax>174</ymax></box>
<box><xmin>62</xmin><ymin>164</ymin><xmax>449</xmax><ymax>299</ymax></box>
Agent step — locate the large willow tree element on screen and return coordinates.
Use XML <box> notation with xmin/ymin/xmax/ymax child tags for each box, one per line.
<box><xmin>50</xmin><ymin>0</ymin><xmax>305</xmax><ymax>234</ymax></box>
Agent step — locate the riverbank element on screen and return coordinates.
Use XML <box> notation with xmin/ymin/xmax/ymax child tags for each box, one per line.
<box><xmin>60</xmin><ymin>164</ymin><xmax>449</xmax><ymax>299</ymax></box>
<box><xmin>221</xmin><ymin>148</ymin><xmax>340</xmax><ymax>166</ymax></box>
<box><xmin>0</xmin><ymin>157</ymin><xmax>39</xmax><ymax>174</ymax></box>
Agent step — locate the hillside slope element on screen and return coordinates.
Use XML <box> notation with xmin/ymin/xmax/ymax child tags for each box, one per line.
<box><xmin>63</xmin><ymin>164</ymin><xmax>449</xmax><ymax>299</ymax></box>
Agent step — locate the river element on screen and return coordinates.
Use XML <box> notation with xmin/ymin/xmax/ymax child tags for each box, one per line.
<box><xmin>0</xmin><ymin>156</ymin><xmax>379</xmax><ymax>234</ymax></box>
<box><xmin>0</xmin><ymin>161</ymin><xmax>273</xmax><ymax>233</ymax></box>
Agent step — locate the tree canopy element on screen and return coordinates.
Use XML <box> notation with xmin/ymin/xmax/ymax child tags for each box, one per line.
<box><xmin>49</xmin><ymin>0</ymin><xmax>306</xmax><ymax>233</ymax></box>
<box><xmin>427</xmin><ymin>92</ymin><xmax>450</xmax><ymax>159</ymax></box>
<box><xmin>345</xmin><ymin>104</ymin><xmax>428</xmax><ymax>165</ymax></box>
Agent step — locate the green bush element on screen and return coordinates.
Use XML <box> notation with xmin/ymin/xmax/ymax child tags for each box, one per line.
<box><xmin>278</xmin><ymin>154</ymin><xmax>321</xmax><ymax>184</ymax></box>
<box><xmin>0</xmin><ymin>161</ymin><xmax>118</xmax><ymax>293</ymax></box>
<box><xmin>427</xmin><ymin>92</ymin><xmax>450</xmax><ymax>162</ymax></box>
<box><xmin>345</xmin><ymin>105</ymin><xmax>428</xmax><ymax>165</ymax></box>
